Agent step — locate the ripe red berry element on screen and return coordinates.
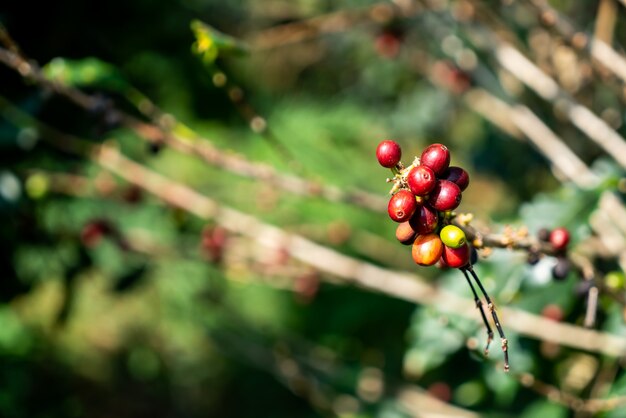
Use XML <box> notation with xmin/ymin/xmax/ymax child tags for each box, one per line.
<box><xmin>412</xmin><ymin>233</ymin><xmax>444</xmax><ymax>266</ymax></box>
<box><xmin>201</xmin><ymin>225</ymin><xmax>228</xmax><ymax>263</ymax></box>
<box><xmin>80</xmin><ymin>219</ymin><xmax>113</xmax><ymax>248</ymax></box>
<box><xmin>375</xmin><ymin>32</ymin><xmax>401</xmax><ymax>59</ymax></box>
<box><xmin>376</xmin><ymin>140</ymin><xmax>402</xmax><ymax>168</ymax></box>
<box><xmin>541</xmin><ymin>304</ymin><xmax>564</xmax><ymax>322</ymax></box>
<box><xmin>407</xmin><ymin>165</ymin><xmax>436</xmax><ymax>196</ymax></box>
<box><xmin>420</xmin><ymin>143</ymin><xmax>450</xmax><ymax>175</ymax></box>
<box><xmin>395</xmin><ymin>221</ymin><xmax>417</xmax><ymax>245</ymax></box>
<box><xmin>441</xmin><ymin>243</ymin><xmax>470</xmax><ymax>268</ymax></box>
<box><xmin>441</xmin><ymin>166</ymin><xmax>470</xmax><ymax>191</ymax></box>
<box><xmin>428</xmin><ymin>180</ymin><xmax>462</xmax><ymax>211</ymax></box>
<box><xmin>549</xmin><ymin>227</ymin><xmax>570</xmax><ymax>251</ymax></box>
<box><xmin>387</xmin><ymin>190</ymin><xmax>417</xmax><ymax>222</ymax></box>
<box><xmin>409</xmin><ymin>204</ymin><xmax>439</xmax><ymax>235</ymax></box>
<box><xmin>81</xmin><ymin>223</ymin><xmax>104</xmax><ymax>248</ymax></box>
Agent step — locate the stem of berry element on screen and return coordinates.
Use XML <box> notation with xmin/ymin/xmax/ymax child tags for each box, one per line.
<box><xmin>465</xmin><ymin>265</ymin><xmax>510</xmax><ymax>372</ymax></box>
<box><xmin>461</xmin><ymin>268</ymin><xmax>493</xmax><ymax>356</ymax></box>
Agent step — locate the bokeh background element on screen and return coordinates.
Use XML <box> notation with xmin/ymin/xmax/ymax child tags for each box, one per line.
<box><xmin>2</xmin><ymin>0</ymin><xmax>626</xmax><ymax>417</ymax></box>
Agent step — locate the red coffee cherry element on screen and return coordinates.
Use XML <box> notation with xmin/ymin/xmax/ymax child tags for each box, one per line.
<box><xmin>409</xmin><ymin>204</ymin><xmax>439</xmax><ymax>235</ymax></box>
<box><xmin>420</xmin><ymin>143</ymin><xmax>450</xmax><ymax>175</ymax></box>
<box><xmin>441</xmin><ymin>166</ymin><xmax>470</xmax><ymax>191</ymax></box>
<box><xmin>395</xmin><ymin>221</ymin><xmax>417</xmax><ymax>245</ymax></box>
<box><xmin>441</xmin><ymin>243</ymin><xmax>470</xmax><ymax>268</ymax></box>
<box><xmin>375</xmin><ymin>31</ymin><xmax>402</xmax><ymax>59</ymax></box>
<box><xmin>387</xmin><ymin>190</ymin><xmax>417</xmax><ymax>222</ymax></box>
<box><xmin>376</xmin><ymin>140</ymin><xmax>402</xmax><ymax>168</ymax></box>
<box><xmin>412</xmin><ymin>233</ymin><xmax>444</xmax><ymax>266</ymax></box>
<box><xmin>201</xmin><ymin>225</ymin><xmax>228</xmax><ymax>263</ymax></box>
<box><xmin>80</xmin><ymin>219</ymin><xmax>113</xmax><ymax>248</ymax></box>
<box><xmin>428</xmin><ymin>180</ymin><xmax>462</xmax><ymax>211</ymax></box>
<box><xmin>407</xmin><ymin>165</ymin><xmax>436</xmax><ymax>196</ymax></box>
<box><xmin>549</xmin><ymin>227</ymin><xmax>570</xmax><ymax>251</ymax></box>
<box><xmin>541</xmin><ymin>304</ymin><xmax>564</xmax><ymax>322</ymax></box>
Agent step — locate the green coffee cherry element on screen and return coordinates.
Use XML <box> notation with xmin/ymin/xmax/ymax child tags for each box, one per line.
<box><xmin>25</xmin><ymin>173</ymin><xmax>49</xmax><ymax>199</ymax></box>
<box><xmin>605</xmin><ymin>271</ymin><xmax>625</xmax><ymax>290</ymax></box>
<box><xmin>440</xmin><ymin>225</ymin><xmax>466</xmax><ymax>249</ymax></box>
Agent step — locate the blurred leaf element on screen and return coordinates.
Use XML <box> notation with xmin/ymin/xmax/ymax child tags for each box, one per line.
<box><xmin>519</xmin><ymin>400</ymin><xmax>567</xmax><ymax>418</ymax></box>
<box><xmin>112</xmin><ymin>262</ymin><xmax>149</xmax><ymax>293</ymax></box>
<box><xmin>42</xmin><ymin>57</ymin><xmax>130</xmax><ymax>92</ymax></box>
<box><xmin>405</xmin><ymin>307</ymin><xmax>476</xmax><ymax>376</ymax></box>
<box><xmin>190</xmin><ymin>19</ymin><xmax>248</xmax><ymax>64</ymax></box>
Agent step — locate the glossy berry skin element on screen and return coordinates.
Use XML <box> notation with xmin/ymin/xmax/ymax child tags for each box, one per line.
<box><xmin>428</xmin><ymin>180</ymin><xmax>462</xmax><ymax>211</ymax></box>
<box><xmin>376</xmin><ymin>140</ymin><xmax>402</xmax><ymax>168</ymax></box>
<box><xmin>441</xmin><ymin>243</ymin><xmax>470</xmax><ymax>268</ymax></box>
<box><xmin>420</xmin><ymin>143</ymin><xmax>450</xmax><ymax>175</ymax></box>
<box><xmin>388</xmin><ymin>190</ymin><xmax>417</xmax><ymax>222</ymax></box>
<box><xmin>439</xmin><ymin>225</ymin><xmax>466</xmax><ymax>248</ymax></box>
<box><xmin>409</xmin><ymin>204</ymin><xmax>439</xmax><ymax>235</ymax></box>
<box><xmin>412</xmin><ymin>233</ymin><xmax>444</xmax><ymax>266</ymax></box>
<box><xmin>441</xmin><ymin>166</ymin><xmax>470</xmax><ymax>191</ymax></box>
<box><xmin>407</xmin><ymin>165</ymin><xmax>436</xmax><ymax>196</ymax></box>
<box><xmin>549</xmin><ymin>227</ymin><xmax>570</xmax><ymax>251</ymax></box>
<box><xmin>395</xmin><ymin>221</ymin><xmax>417</xmax><ymax>245</ymax></box>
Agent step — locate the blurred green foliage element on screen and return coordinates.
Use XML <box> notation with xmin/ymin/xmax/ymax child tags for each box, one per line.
<box><xmin>1</xmin><ymin>0</ymin><xmax>626</xmax><ymax>417</ymax></box>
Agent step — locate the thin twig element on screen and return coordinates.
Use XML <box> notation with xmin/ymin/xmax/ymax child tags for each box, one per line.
<box><xmin>465</xmin><ymin>266</ymin><xmax>509</xmax><ymax>371</ymax></box>
<box><xmin>461</xmin><ymin>268</ymin><xmax>493</xmax><ymax>356</ymax></box>
<box><xmin>249</xmin><ymin>1</ymin><xmax>422</xmax><ymax>50</ymax></box>
<box><xmin>0</xmin><ymin>44</ymin><xmax>388</xmax><ymax>211</ymax></box>
<box><xmin>521</xmin><ymin>0</ymin><xmax>626</xmax><ymax>85</ymax></box>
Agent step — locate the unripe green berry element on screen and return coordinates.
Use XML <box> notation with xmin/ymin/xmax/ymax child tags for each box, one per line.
<box><xmin>439</xmin><ymin>225</ymin><xmax>466</xmax><ymax>249</ymax></box>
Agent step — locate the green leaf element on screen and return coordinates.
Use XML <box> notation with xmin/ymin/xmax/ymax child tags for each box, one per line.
<box><xmin>190</xmin><ymin>19</ymin><xmax>248</xmax><ymax>64</ymax></box>
<box><xmin>42</xmin><ymin>57</ymin><xmax>130</xmax><ymax>91</ymax></box>
<box><xmin>404</xmin><ymin>307</ymin><xmax>476</xmax><ymax>376</ymax></box>
<box><xmin>519</xmin><ymin>400</ymin><xmax>567</xmax><ymax>418</ymax></box>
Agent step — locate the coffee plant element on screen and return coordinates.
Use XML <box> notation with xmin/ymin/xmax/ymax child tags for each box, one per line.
<box><xmin>1</xmin><ymin>1</ymin><xmax>626</xmax><ymax>417</ymax></box>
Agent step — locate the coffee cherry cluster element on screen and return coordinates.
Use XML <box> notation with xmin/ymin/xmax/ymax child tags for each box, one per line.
<box><xmin>377</xmin><ymin>140</ymin><xmax>510</xmax><ymax>371</ymax></box>
<box><xmin>377</xmin><ymin>141</ymin><xmax>471</xmax><ymax>268</ymax></box>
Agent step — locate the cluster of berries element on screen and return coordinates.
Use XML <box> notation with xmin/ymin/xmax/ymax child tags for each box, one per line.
<box><xmin>377</xmin><ymin>140</ymin><xmax>472</xmax><ymax>268</ymax></box>
<box><xmin>376</xmin><ymin>139</ymin><xmax>510</xmax><ymax>371</ymax></box>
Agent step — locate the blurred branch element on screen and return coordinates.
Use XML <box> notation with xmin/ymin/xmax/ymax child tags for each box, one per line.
<box><xmin>429</xmin><ymin>4</ymin><xmax>626</xmax><ymax>171</ymax></box>
<box><xmin>493</xmin><ymin>48</ymin><xmax>626</xmax><ymax>169</ymax></box>
<box><xmin>593</xmin><ymin>0</ymin><xmax>618</xmax><ymax>46</ymax></box>
<box><xmin>516</xmin><ymin>371</ymin><xmax>626</xmax><ymax>414</ymax></box>
<box><xmin>249</xmin><ymin>1</ymin><xmax>422</xmax><ymax>50</ymax></box>
<box><xmin>520</xmin><ymin>0</ymin><xmax>626</xmax><ymax>85</ymax></box>
<box><xmin>395</xmin><ymin>386</ymin><xmax>478</xmax><ymax>417</ymax></box>
<box><xmin>0</xmin><ymin>42</ymin><xmax>387</xmax><ymax>212</ymax></box>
